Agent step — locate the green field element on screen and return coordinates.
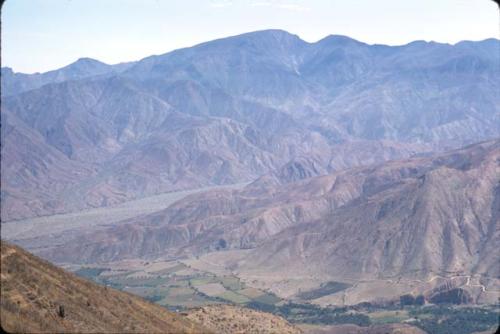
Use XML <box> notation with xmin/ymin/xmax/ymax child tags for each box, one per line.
<box><xmin>253</xmin><ymin>292</ymin><xmax>281</xmax><ymax>305</ymax></box>
<box><xmin>189</xmin><ymin>276</ymin><xmax>217</xmax><ymax>286</ymax></box>
<box><xmin>369</xmin><ymin>310</ymin><xmax>409</xmax><ymax>324</ymax></box>
<box><xmin>239</xmin><ymin>287</ymin><xmax>265</xmax><ymax>298</ymax></box>
<box><xmin>220</xmin><ymin>276</ymin><xmax>244</xmax><ymax>290</ymax></box>
<box><xmin>109</xmin><ymin>275</ymin><xmax>171</xmax><ymax>287</ymax></box>
<box><xmin>152</xmin><ymin>263</ymin><xmax>189</xmax><ymax>275</ymax></box>
<box><xmin>296</xmin><ymin>281</ymin><xmax>351</xmax><ymax>300</ymax></box>
<box><xmin>407</xmin><ymin>305</ymin><xmax>499</xmax><ymax>334</ymax></box>
<box><xmin>74</xmin><ymin>267</ymin><xmax>108</xmax><ymax>280</ymax></box>
<box><xmin>217</xmin><ymin>290</ymin><xmax>251</xmax><ymax>304</ymax></box>
<box><xmin>78</xmin><ymin>260</ymin><xmax>284</xmax><ymax>309</ymax></box>
<box><xmin>71</xmin><ymin>263</ymin><xmax>499</xmax><ymax>332</ymax></box>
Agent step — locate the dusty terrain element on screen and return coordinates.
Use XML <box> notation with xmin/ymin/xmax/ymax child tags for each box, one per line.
<box><xmin>0</xmin><ymin>242</ymin><xmax>205</xmax><ymax>333</ymax></box>
<box><xmin>3</xmin><ymin>31</ymin><xmax>498</xmax><ymax>220</ymax></box>
<box><xmin>25</xmin><ymin>140</ymin><xmax>499</xmax><ymax>306</ymax></box>
<box><xmin>299</xmin><ymin>323</ymin><xmax>426</xmax><ymax>334</ymax></box>
<box><xmin>1</xmin><ymin>242</ymin><xmax>305</xmax><ymax>333</ymax></box>
<box><xmin>186</xmin><ymin>304</ymin><xmax>301</xmax><ymax>334</ymax></box>
<box><xmin>3</xmin><ymin>140</ymin><xmax>498</xmax><ymax>307</ymax></box>
<box><xmin>1</xmin><ymin>182</ymin><xmax>246</xmax><ymax>252</ymax></box>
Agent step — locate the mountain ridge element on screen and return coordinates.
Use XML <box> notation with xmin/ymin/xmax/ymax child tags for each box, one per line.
<box><xmin>2</xmin><ymin>29</ymin><xmax>498</xmax><ymax>220</ymax></box>
<box><xmin>34</xmin><ymin>139</ymin><xmax>499</xmax><ymax>281</ymax></box>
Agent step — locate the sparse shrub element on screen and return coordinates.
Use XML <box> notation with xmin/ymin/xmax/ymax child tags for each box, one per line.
<box><xmin>400</xmin><ymin>294</ymin><xmax>415</xmax><ymax>306</ymax></box>
<box><xmin>429</xmin><ymin>288</ymin><xmax>472</xmax><ymax>305</ymax></box>
<box><xmin>58</xmin><ymin>305</ymin><xmax>65</xmax><ymax>318</ymax></box>
<box><xmin>415</xmin><ymin>295</ymin><xmax>425</xmax><ymax>305</ymax></box>
<box><xmin>218</xmin><ymin>239</ymin><xmax>227</xmax><ymax>249</ymax></box>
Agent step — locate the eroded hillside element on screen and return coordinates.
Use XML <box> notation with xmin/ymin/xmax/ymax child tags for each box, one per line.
<box><xmin>39</xmin><ymin>140</ymin><xmax>499</xmax><ymax>281</ymax></box>
<box><xmin>2</xmin><ymin>31</ymin><xmax>498</xmax><ymax>221</ymax></box>
<box><xmin>0</xmin><ymin>241</ymin><xmax>206</xmax><ymax>333</ymax></box>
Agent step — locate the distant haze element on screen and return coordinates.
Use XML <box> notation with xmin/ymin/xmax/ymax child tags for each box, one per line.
<box><xmin>2</xmin><ymin>29</ymin><xmax>499</xmax><ymax>221</ymax></box>
<box><xmin>1</xmin><ymin>0</ymin><xmax>498</xmax><ymax>73</ymax></box>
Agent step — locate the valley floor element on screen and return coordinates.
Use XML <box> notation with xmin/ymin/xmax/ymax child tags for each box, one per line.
<box><xmin>1</xmin><ymin>182</ymin><xmax>248</xmax><ymax>248</ymax></box>
<box><xmin>63</xmin><ymin>253</ymin><xmax>499</xmax><ymax>334</ymax></box>
<box><xmin>2</xmin><ymin>181</ymin><xmax>499</xmax><ymax>334</ymax></box>
<box><xmin>182</xmin><ymin>249</ymin><xmax>500</xmax><ymax>306</ymax></box>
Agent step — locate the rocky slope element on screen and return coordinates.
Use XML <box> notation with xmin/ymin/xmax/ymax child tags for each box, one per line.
<box><xmin>186</xmin><ymin>304</ymin><xmax>301</xmax><ymax>334</ymax></box>
<box><xmin>299</xmin><ymin>323</ymin><xmax>426</xmax><ymax>334</ymax></box>
<box><xmin>0</xmin><ymin>241</ymin><xmax>303</xmax><ymax>333</ymax></box>
<box><xmin>1</xmin><ymin>30</ymin><xmax>498</xmax><ymax>220</ymax></box>
<box><xmin>0</xmin><ymin>241</ymin><xmax>205</xmax><ymax>333</ymax></box>
<box><xmin>36</xmin><ymin>139</ymin><xmax>499</xmax><ymax>283</ymax></box>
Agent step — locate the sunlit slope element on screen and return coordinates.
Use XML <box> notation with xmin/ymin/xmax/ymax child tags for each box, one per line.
<box><xmin>3</xmin><ymin>31</ymin><xmax>498</xmax><ymax>221</ymax></box>
<box><xmin>0</xmin><ymin>241</ymin><xmax>207</xmax><ymax>333</ymax></box>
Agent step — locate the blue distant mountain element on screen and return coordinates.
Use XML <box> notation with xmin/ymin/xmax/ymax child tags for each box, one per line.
<box><xmin>1</xmin><ymin>30</ymin><xmax>499</xmax><ymax>220</ymax></box>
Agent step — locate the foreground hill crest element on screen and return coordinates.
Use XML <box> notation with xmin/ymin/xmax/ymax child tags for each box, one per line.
<box><xmin>0</xmin><ymin>241</ymin><xmax>302</xmax><ymax>333</ymax></box>
<box><xmin>0</xmin><ymin>242</ymin><xmax>205</xmax><ymax>333</ymax></box>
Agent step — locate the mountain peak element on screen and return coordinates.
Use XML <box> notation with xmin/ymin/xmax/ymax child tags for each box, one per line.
<box><xmin>1</xmin><ymin>66</ymin><xmax>14</xmax><ymax>74</ymax></box>
<box><xmin>197</xmin><ymin>29</ymin><xmax>306</xmax><ymax>50</ymax></box>
<box><xmin>240</xmin><ymin>29</ymin><xmax>299</xmax><ymax>39</ymax></box>
<box><xmin>71</xmin><ymin>57</ymin><xmax>109</xmax><ymax>67</ymax></box>
<box><xmin>316</xmin><ymin>34</ymin><xmax>364</xmax><ymax>46</ymax></box>
<box><xmin>54</xmin><ymin>57</ymin><xmax>111</xmax><ymax>76</ymax></box>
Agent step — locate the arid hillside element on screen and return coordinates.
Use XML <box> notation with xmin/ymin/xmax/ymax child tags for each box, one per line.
<box><xmin>40</xmin><ymin>140</ymin><xmax>499</xmax><ymax>282</ymax></box>
<box><xmin>0</xmin><ymin>241</ymin><xmax>304</xmax><ymax>333</ymax></box>
<box><xmin>186</xmin><ymin>304</ymin><xmax>301</xmax><ymax>334</ymax></box>
<box><xmin>2</xmin><ymin>31</ymin><xmax>498</xmax><ymax>221</ymax></box>
<box><xmin>298</xmin><ymin>323</ymin><xmax>426</xmax><ymax>334</ymax></box>
<box><xmin>0</xmin><ymin>241</ymin><xmax>206</xmax><ymax>333</ymax></box>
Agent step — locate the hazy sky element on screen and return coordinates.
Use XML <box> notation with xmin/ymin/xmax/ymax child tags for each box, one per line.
<box><xmin>2</xmin><ymin>0</ymin><xmax>498</xmax><ymax>73</ymax></box>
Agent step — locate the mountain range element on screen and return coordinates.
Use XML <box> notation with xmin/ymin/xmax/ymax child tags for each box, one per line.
<box><xmin>2</xmin><ymin>30</ymin><xmax>499</xmax><ymax>221</ymax></box>
<box><xmin>37</xmin><ymin>139</ymin><xmax>499</xmax><ymax>283</ymax></box>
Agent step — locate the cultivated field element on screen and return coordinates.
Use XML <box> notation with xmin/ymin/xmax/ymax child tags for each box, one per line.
<box><xmin>71</xmin><ymin>259</ymin><xmax>283</xmax><ymax>310</ymax></box>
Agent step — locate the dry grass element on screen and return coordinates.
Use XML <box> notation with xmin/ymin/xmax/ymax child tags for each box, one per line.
<box><xmin>195</xmin><ymin>282</ymin><xmax>227</xmax><ymax>296</ymax></box>
<box><xmin>186</xmin><ymin>304</ymin><xmax>302</xmax><ymax>334</ymax></box>
<box><xmin>0</xmin><ymin>241</ymin><xmax>208</xmax><ymax>333</ymax></box>
<box><xmin>297</xmin><ymin>323</ymin><xmax>426</xmax><ymax>334</ymax></box>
